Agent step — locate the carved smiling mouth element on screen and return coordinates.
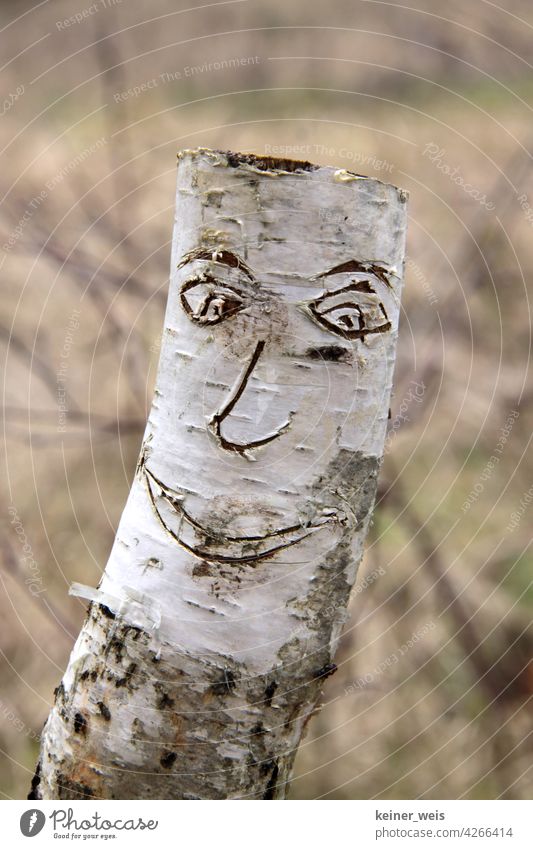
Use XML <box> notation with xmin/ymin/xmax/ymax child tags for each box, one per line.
<box><xmin>143</xmin><ymin>465</ymin><xmax>343</xmax><ymax>564</ymax></box>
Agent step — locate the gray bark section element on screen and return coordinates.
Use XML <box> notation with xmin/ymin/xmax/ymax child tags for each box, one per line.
<box><xmin>34</xmin><ymin>452</ymin><xmax>379</xmax><ymax>800</ymax></box>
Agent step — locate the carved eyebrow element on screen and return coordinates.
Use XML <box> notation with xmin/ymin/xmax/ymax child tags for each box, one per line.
<box><xmin>177</xmin><ymin>248</ymin><xmax>254</xmax><ymax>280</ymax></box>
<box><xmin>316</xmin><ymin>259</ymin><xmax>394</xmax><ymax>288</ymax></box>
<box><xmin>317</xmin><ymin>280</ymin><xmax>375</xmax><ymax>299</ymax></box>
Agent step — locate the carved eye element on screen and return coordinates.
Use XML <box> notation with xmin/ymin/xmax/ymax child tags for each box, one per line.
<box><xmin>308</xmin><ymin>283</ymin><xmax>391</xmax><ymax>340</ymax></box>
<box><xmin>180</xmin><ymin>278</ymin><xmax>245</xmax><ymax>326</ymax></box>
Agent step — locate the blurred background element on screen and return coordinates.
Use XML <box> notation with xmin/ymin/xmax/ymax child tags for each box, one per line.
<box><xmin>1</xmin><ymin>0</ymin><xmax>532</xmax><ymax>800</ymax></box>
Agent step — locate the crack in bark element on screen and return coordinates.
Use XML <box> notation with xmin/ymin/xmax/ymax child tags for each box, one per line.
<box><xmin>215</xmin><ymin>150</ymin><xmax>318</xmax><ymax>173</ymax></box>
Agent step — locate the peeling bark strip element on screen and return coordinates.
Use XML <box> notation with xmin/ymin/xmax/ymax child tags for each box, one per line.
<box><xmin>34</xmin><ymin>149</ymin><xmax>407</xmax><ymax>799</ymax></box>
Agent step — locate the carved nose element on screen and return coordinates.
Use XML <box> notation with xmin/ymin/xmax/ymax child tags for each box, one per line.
<box><xmin>208</xmin><ymin>340</ymin><xmax>292</xmax><ymax>455</ymax></box>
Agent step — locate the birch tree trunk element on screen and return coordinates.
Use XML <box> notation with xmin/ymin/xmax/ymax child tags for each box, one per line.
<box><xmin>32</xmin><ymin>149</ymin><xmax>407</xmax><ymax>800</ymax></box>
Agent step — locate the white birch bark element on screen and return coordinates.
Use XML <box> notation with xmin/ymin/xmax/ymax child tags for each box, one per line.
<box><xmin>32</xmin><ymin>149</ymin><xmax>407</xmax><ymax>800</ymax></box>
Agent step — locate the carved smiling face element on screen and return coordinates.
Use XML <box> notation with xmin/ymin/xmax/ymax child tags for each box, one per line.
<box><xmin>175</xmin><ymin>249</ymin><xmax>395</xmax><ymax>457</ymax></box>
<box><xmin>142</xmin><ymin>236</ymin><xmax>399</xmax><ymax>562</ymax></box>
<box><xmin>135</xmin><ymin>155</ymin><xmax>404</xmax><ymax>561</ymax></box>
